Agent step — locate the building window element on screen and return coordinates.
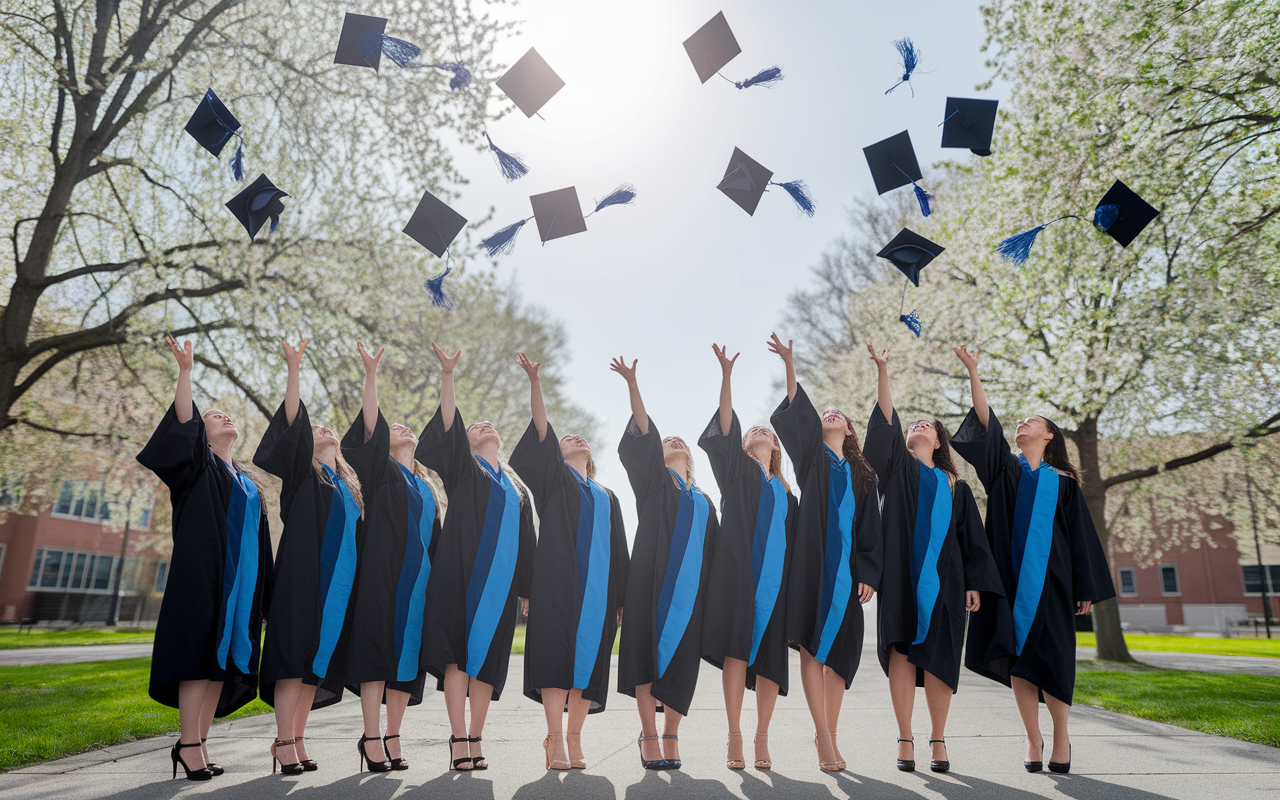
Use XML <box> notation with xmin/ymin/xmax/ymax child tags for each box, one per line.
<box><xmin>154</xmin><ymin>561</ymin><xmax>169</xmax><ymax>593</ymax></box>
<box><xmin>1242</xmin><ymin>564</ymin><xmax>1280</xmax><ymax>595</ymax></box>
<box><xmin>26</xmin><ymin>548</ymin><xmax>116</xmax><ymax>593</ymax></box>
<box><xmin>1160</xmin><ymin>564</ymin><xmax>1181</xmax><ymax>596</ymax></box>
<box><xmin>1118</xmin><ymin>568</ymin><xmax>1137</xmax><ymax>597</ymax></box>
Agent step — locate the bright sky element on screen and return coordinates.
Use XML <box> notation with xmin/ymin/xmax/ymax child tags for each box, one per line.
<box><xmin>443</xmin><ymin>0</ymin><xmax>1005</xmax><ymax>529</ymax></box>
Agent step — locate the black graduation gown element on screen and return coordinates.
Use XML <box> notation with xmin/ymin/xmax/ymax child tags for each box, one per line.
<box><xmin>136</xmin><ymin>402</ymin><xmax>273</xmax><ymax>717</ymax></box>
<box><xmin>510</xmin><ymin>421</ymin><xmax>630</xmax><ymax>712</ymax></box>
<box><xmin>338</xmin><ymin>410</ymin><xmax>437</xmax><ymax>704</ymax></box>
<box><xmin>772</xmin><ymin>385</ymin><xmax>882</xmax><ymax>688</ymax></box>
<box><xmin>952</xmin><ymin>408</ymin><xmax>1116</xmax><ymax>704</ymax></box>
<box><xmin>253</xmin><ymin>401</ymin><xmax>361</xmax><ymax>709</ymax></box>
<box><xmin>417</xmin><ymin>407</ymin><xmax>536</xmax><ymax>700</ymax></box>
<box><xmin>865</xmin><ymin>405</ymin><xmax>1003</xmax><ymax>692</ymax></box>
<box><xmin>698</xmin><ymin>410</ymin><xmax>797</xmax><ymax>694</ymax></box>
<box><xmin>616</xmin><ymin>415</ymin><xmax>720</xmax><ymax>717</ymax></box>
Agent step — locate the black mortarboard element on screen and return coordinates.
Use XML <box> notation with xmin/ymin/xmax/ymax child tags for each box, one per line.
<box><xmin>334</xmin><ymin>13</ymin><xmax>388</xmax><ymax>70</ymax></box>
<box><xmin>940</xmin><ymin>97</ymin><xmax>999</xmax><ymax>157</ymax></box>
<box><xmin>403</xmin><ymin>189</ymin><xmax>468</xmax><ymax>258</ymax></box>
<box><xmin>185</xmin><ymin>89</ymin><xmax>240</xmax><ymax>158</ymax></box>
<box><xmin>225</xmin><ymin>174</ymin><xmax>288</xmax><ymax>242</ymax></box>
<box><xmin>683</xmin><ymin>12</ymin><xmax>783</xmax><ymax>89</ymax></box>
<box><xmin>479</xmin><ymin>184</ymin><xmax>637</xmax><ymax>257</ymax></box>
<box><xmin>1094</xmin><ymin>180</ymin><xmax>1160</xmax><ymax>247</ymax></box>
<box><xmin>863</xmin><ymin>130</ymin><xmax>933</xmax><ymax>216</ymax></box>
<box><xmin>716</xmin><ymin>147</ymin><xmax>814</xmax><ymax>217</ymax></box>
<box><xmin>877</xmin><ymin>228</ymin><xmax>944</xmax><ymax>286</ymax></box>
<box><xmin>495</xmin><ymin>48</ymin><xmax>565</xmax><ymax>118</ymax></box>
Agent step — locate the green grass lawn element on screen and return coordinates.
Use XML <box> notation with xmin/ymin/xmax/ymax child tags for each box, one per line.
<box><xmin>1078</xmin><ymin>632</ymin><xmax>1280</xmax><ymax>659</ymax></box>
<box><xmin>0</xmin><ymin>657</ymin><xmax>270</xmax><ymax>773</ymax></box>
<box><xmin>0</xmin><ymin>627</ymin><xmax>156</xmax><ymax>650</ymax></box>
<box><xmin>1075</xmin><ymin>660</ymin><xmax>1280</xmax><ymax>748</ymax></box>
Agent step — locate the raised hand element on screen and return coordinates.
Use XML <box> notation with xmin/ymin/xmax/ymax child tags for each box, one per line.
<box><xmin>516</xmin><ymin>352</ymin><xmax>540</xmax><ymax>380</ymax></box>
<box><xmin>357</xmin><ymin>341</ymin><xmax>384</xmax><ymax>374</ymax></box>
<box><xmin>282</xmin><ymin>339</ymin><xmax>309</xmax><ymax>425</ymax></box>
<box><xmin>954</xmin><ymin>344</ymin><xmax>980</xmax><ymax>371</ymax></box>
<box><xmin>432</xmin><ymin>342</ymin><xmax>462</xmax><ymax>373</ymax></box>
<box><xmin>767</xmin><ymin>333</ymin><xmax>793</xmax><ymax>364</ymax></box>
<box><xmin>712</xmin><ymin>343</ymin><xmax>739</xmax><ymax>375</ymax></box>
<box><xmin>282</xmin><ymin>339</ymin><xmax>310</xmax><ymax>371</ymax></box>
<box><xmin>955</xmin><ymin>344</ymin><xmax>989</xmax><ymax>427</ymax></box>
<box><xmin>609</xmin><ymin>356</ymin><xmax>638</xmax><ymax>384</ymax></box>
<box><xmin>165</xmin><ymin>334</ymin><xmax>194</xmax><ymax>372</ymax></box>
<box><xmin>520</xmin><ymin>352</ymin><xmax>548</xmax><ymax>440</ymax></box>
<box><xmin>866</xmin><ymin>342</ymin><xmax>889</xmax><ymax>368</ymax></box>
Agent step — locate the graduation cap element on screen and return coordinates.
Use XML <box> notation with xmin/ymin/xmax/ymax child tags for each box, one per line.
<box><xmin>996</xmin><ymin>180</ymin><xmax>1160</xmax><ymax>264</ymax></box>
<box><xmin>403</xmin><ymin>189</ymin><xmax>469</xmax><ymax>309</ymax></box>
<box><xmin>683</xmin><ymin>12</ymin><xmax>784</xmax><ymax>90</ymax></box>
<box><xmin>334</xmin><ymin>12</ymin><xmax>473</xmax><ymax>86</ymax></box>
<box><xmin>225</xmin><ymin>174</ymin><xmax>288</xmax><ymax>242</ymax></box>
<box><xmin>185</xmin><ymin>88</ymin><xmax>246</xmax><ymax>181</ymax></box>
<box><xmin>495</xmin><ymin>48</ymin><xmax>565</xmax><ymax>118</ymax></box>
<box><xmin>863</xmin><ymin>130</ymin><xmax>933</xmax><ymax>217</ymax></box>
<box><xmin>717</xmin><ymin>147</ymin><xmax>814</xmax><ymax>217</ymax></box>
<box><xmin>884</xmin><ymin>38</ymin><xmax>922</xmax><ymax>96</ymax></box>
<box><xmin>879</xmin><ymin>228</ymin><xmax>943</xmax><ymax>338</ymax></box>
<box><xmin>940</xmin><ymin>97</ymin><xmax>998</xmax><ymax>157</ymax></box>
<box><xmin>480</xmin><ymin>184</ymin><xmax>637</xmax><ymax>258</ymax></box>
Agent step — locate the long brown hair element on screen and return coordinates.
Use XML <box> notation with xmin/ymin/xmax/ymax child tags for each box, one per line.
<box><xmin>742</xmin><ymin>427</ymin><xmax>793</xmax><ymax>495</ymax></box>
<box><xmin>827</xmin><ymin>409</ymin><xmax>876</xmax><ymax>495</ymax></box>
<box><xmin>202</xmin><ymin>408</ymin><xmax>269</xmax><ymax>498</ymax></box>
<box><xmin>912</xmin><ymin>418</ymin><xmax>959</xmax><ymax>486</ymax></box>
<box><xmin>313</xmin><ymin>452</ymin><xmax>365</xmax><ymax>518</ymax></box>
<box><xmin>1040</xmin><ymin>417</ymin><xmax>1081</xmax><ymax>483</ymax></box>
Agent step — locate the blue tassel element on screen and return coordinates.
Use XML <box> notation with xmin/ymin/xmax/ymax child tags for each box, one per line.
<box><xmin>996</xmin><ymin>225</ymin><xmax>1047</xmax><ymax>265</ymax></box>
<box><xmin>269</xmin><ymin>213</ymin><xmax>281</xmax><ymax>234</ymax></box>
<box><xmin>900</xmin><ymin>310</ymin><xmax>922</xmax><ymax>337</ymax></box>
<box><xmin>434</xmin><ymin>62</ymin><xmax>472</xmax><ymax>91</ymax></box>
<box><xmin>885</xmin><ymin>37</ymin><xmax>921</xmax><ymax>96</ymax></box>
<box><xmin>480</xmin><ymin>218</ymin><xmax>529</xmax><ymax>257</ymax></box>
<box><xmin>772</xmin><ymin>180</ymin><xmax>816</xmax><ymax>217</ymax></box>
<box><xmin>914</xmin><ymin>183</ymin><xmax>933</xmax><ymax>217</ymax></box>
<box><xmin>229</xmin><ymin>138</ymin><xmax>244</xmax><ymax>182</ymax></box>
<box><xmin>486</xmin><ymin>133</ymin><xmax>529</xmax><ymax>182</ymax></box>
<box><xmin>357</xmin><ymin>32</ymin><xmax>422</xmax><ymax>68</ymax></box>
<box><xmin>1093</xmin><ymin>203</ymin><xmax>1120</xmax><ymax>231</ymax></box>
<box><xmin>424</xmin><ymin>267</ymin><xmax>454</xmax><ymax>309</ymax></box>
<box><xmin>592</xmin><ymin>183</ymin><xmax>637</xmax><ymax>213</ymax></box>
<box><xmin>735</xmin><ymin>66</ymin><xmax>783</xmax><ymax>89</ymax></box>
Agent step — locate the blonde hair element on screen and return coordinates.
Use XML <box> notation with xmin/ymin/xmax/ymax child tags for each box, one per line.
<box><xmin>312</xmin><ymin>451</ymin><xmax>365</xmax><ymax>518</ymax></box>
<box><xmin>559</xmin><ymin>435</ymin><xmax>597</xmax><ymax>480</ymax></box>
<box><xmin>742</xmin><ymin>427</ymin><xmax>793</xmax><ymax>495</ymax></box>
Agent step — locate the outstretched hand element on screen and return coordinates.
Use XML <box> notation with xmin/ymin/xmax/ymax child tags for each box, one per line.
<box><xmin>767</xmin><ymin>333</ymin><xmax>794</xmax><ymax>363</ymax></box>
<box><xmin>866</xmin><ymin>342</ymin><xmax>889</xmax><ymax>368</ymax></box>
<box><xmin>954</xmin><ymin>344</ymin><xmax>980</xmax><ymax>370</ymax></box>
<box><xmin>165</xmin><ymin>334</ymin><xmax>194</xmax><ymax>371</ymax></box>
<box><xmin>609</xmin><ymin>356</ymin><xmax>638</xmax><ymax>383</ymax></box>
<box><xmin>282</xmin><ymin>339</ymin><xmax>310</xmax><ymax>370</ymax></box>
<box><xmin>516</xmin><ymin>352</ymin><xmax>540</xmax><ymax>380</ymax></box>
<box><xmin>712</xmin><ymin>343</ymin><xmax>739</xmax><ymax>375</ymax></box>
<box><xmin>432</xmin><ymin>343</ymin><xmax>462</xmax><ymax>373</ymax></box>
<box><xmin>357</xmin><ymin>341</ymin><xmax>384</xmax><ymax>373</ymax></box>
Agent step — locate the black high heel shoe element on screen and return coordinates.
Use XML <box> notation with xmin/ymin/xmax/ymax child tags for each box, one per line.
<box><xmin>383</xmin><ymin>734</ymin><xmax>409</xmax><ymax>771</ymax></box>
<box><xmin>929</xmin><ymin>739</ymin><xmax>949</xmax><ymax>773</ymax></box>
<box><xmin>896</xmin><ymin>737</ymin><xmax>915</xmax><ymax>771</ymax></box>
<box><xmin>357</xmin><ymin>734</ymin><xmax>392</xmax><ymax>773</ymax></box>
<box><xmin>1049</xmin><ymin>744</ymin><xmax>1071</xmax><ymax>774</ymax></box>
<box><xmin>295</xmin><ymin>734</ymin><xmax>318</xmax><ymax>771</ymax></box>
<box><xmin>637</xmin><ymin>734</ymin><xmax>670</xmax><ymax>770</ymax></box>
<box><xmin>1025</xmin><ymin>739</ymin><xmax>1044</xmax><ymax>773</ymax></box>
<box><xmin>171</xmin><ymin>740</ymin><xmax>212</xmax><ymax>781</ymax></box>
<box><xmin>661</xmin><ymin>734</ymin><xmax>682</xmax><ymax>769</ymax></box>
<box><xmin>468</xmin><ymin>736</ymin><xmax>487</xmax><ymax>770</ymax></box>
<box><xmin>200</xmin><ymin>738</ymin><xmax>224</xmax><ymax>776</ymax></box>
<box><xmin>271</xmin><ymin>737</ymin><xmax>305</xmax><ymax>775</ymax></box>
<box><xmin>448</xmin><ymin>735</ymin><xmax>472</xmax><ymax>771</ymax></box>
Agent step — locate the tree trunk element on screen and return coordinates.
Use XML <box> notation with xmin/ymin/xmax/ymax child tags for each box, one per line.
<box><xmin>1073</xmin><ymin>415</ymin><xmax>1134</xmax><ymax>663</ymax></box>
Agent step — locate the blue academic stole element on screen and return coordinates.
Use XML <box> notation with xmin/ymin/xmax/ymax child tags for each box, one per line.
<box><xmin>464</xmin><ymin>457</ymin><xmax>521</xmax><ymax>676</ymax></box>
<box><xmin>570</xmin><ymin>467</ymin><xmax>612</xmax><ymax>689</ymax></box>
<box><xmin>815</xmin><ymin>446</ymin><xmax>855</xmax><ymax>665</ymax></box>
<box><xmin>393</xmin><ymin>464</ymin><xmax>436</xmax><ymax>681</ymax></box>
<box><xmin>910</xmin><ymin>466</ymin><xmax>953</xmax><ymax>645</ymax></box>
<box><xmin>654</xmin><ymin>470</ymin><xmax>710</xmax><ymax>678</ymax></box>
<box><xmin>311</xmin><ymin>464</ymin><xmax>360</xmax><ymax>679</ymax></box>
<box><xmin>749</xmin><ymin>467</ymin><xmax>788</xmax><ymax>665</ymax></box>
<box><xmin>216</xmin><ymin>459</ymin><xmax>260</xmax><ymax>673</ymax></box>
<box><xmin>1010</xmin><ymin>455</ymin><xmax>1060</xmax><ymax>654</ymax></box>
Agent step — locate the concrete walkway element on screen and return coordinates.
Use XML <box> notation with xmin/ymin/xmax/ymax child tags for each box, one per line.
<box><xmin>0</xmin><ymin>644</ymin><xmax>152</xmax><ymax>666</ymax></box>
<box><xmin>2</xmin><ymin>653</ymin><xmax>1277</xmax><ymax>800</ymax></box>
<box><xmin>1076</xmin><ymin>647</ymin><xmax>1280</xmax><ymax>678</ymax></box>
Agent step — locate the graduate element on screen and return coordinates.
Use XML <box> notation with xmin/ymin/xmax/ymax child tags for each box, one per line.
<box><xmin>611</xmin><ymin>356</ymin><xmax>719</xmax><ymax>770</ymax></box>
<box><xmin>768</xmin><ymin>334</ymin><xmax>881</xmax><ymax>773</ymax></box>
<box><xmin>418</xmin><ymin>344</ymin><xmax>536</xmax><ymax>773</ymax></box>
<box><xmin>951</xmin><ymin>345</ymin><xmax>1115</xmax><ymax>774</ymax></box>
<box><xmin>253</xmin><ymin>339</ymin><xmax>364</xmax><ymax>774</ymax></box>
<box><xmin>509</xmin><ymin>352</ymin><xmax>629</xmax><ymax>770</ymax></box>
<box><xmin>136</xmin><ymin>335</ymin><xmax>273</xmax><ymax>781</ymax></box>
<box><xmin>339</xmin><ymin>342</ymin><xmax>440</xmax><ymax>773</ymax></box>
<box><xmin>698</xmin><ymin>344</ymin><xmax>796</xmax><ymax>772</ymax></box>
<box><xmin>863</xmin><ymin>343</ymin><xmax>1002</xmax><ymax>774</ymax></box>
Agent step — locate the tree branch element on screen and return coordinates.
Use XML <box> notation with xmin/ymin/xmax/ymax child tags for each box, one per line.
<box><xmin>1103</xmin><ymin>410</ymin><xmax>1280</xmax><ymax>488</ymax></box>
<box><xmin>192</xmin><ymin>353</ymin><xmax>273</xmax><ymax>421</ymax></box>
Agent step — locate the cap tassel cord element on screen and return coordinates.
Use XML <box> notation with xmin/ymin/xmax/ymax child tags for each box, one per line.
<box><xmin>230</xmin><ymin>136</ymin><xmax>245</xmax><ymax>182</ymax></box>
<box><xmin>726</xmin><ymin>66</ymin><xmax>784</xmax><ymax>89</ymax></box>
<box><xmin>891</xmin><ymin>161</ymin><xmax>932</xmax><ymax>217</ymax></box>
<box><xmin>480</xmin><ymin>216</ymin><xmax>532</xmax><ymax>257</ymax></box>
<box><xmin>770</xmin><ymin>180</ymin><xmax>815</xmax><ymax>216</ymax></box>
<box><xmin>586</xmin><ymin>183</ymin><xmax>637</xmax><ymax>217</ymax></box>
<box><xmin>486</xmin><ymin>132</ymin><xmax>529</xmax><ymax>182</ymax></box>
<box><xmin>997</xmin><ymin>204</ymin><xmax>1123</xmax><ymax>265</ymax></box>
<box><xmin>424</xmin><ymin>256</ymin><xmax>454</xmax><ymax>310</ymax></box>
<box><xmin>884</xmin><ymin>37</ymin><xmax>921</xmax><ymax>96</ymax></box>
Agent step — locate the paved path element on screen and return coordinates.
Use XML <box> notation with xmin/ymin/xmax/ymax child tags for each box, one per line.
<box><xmin>2</xmin><ymin>653</ymin><xmax>1277</xmax><ymax>800</ymax></box>
<box><xmin>0</xmin><ymin>644</ymin><xmax>152</xmax><ymax>666</ymax></box>
<box><xmin>1077</xmin><ymin>647</ymin><xmax>1280</xmax><ymax>678</ymax></box>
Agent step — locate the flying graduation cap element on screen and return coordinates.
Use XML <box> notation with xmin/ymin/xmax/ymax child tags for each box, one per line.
<box><xmin>333</xmin><ymin>11</ymin><xmax>472</xmax><ymax>87</ymax></box>
<box><xmin>185</xmin><ymin>88</ymin><xmax>247</xmax><ymax>181</ymax></box>
<box><xmin>225</xmin><ymin>174</ymin><xmax>288</xmax><ymax>242</ymax></box>
<box><xmin>877</xmin><ymin>228</ymin><xmax>945</xmax><ymax>337</ymax></box>
<box><xmin>996</xmin><ymin>180</ymin><xmax>1160</xmax><ymax>265</ymax></box>
<box><xmin>863</xmin><ymin>130</ymin><xmax>933</xmax><ymax>217</ymax></box>
<box><xmin>495</xmin><ymin>48</ymin><xmax>565</xmax><ymax>118</ymax></box>
<box><xmin>683</xmin><ymin>12</ymin><xmax>783</xmax><ymax>90</ymax></box>
<box><xmin>717</xmin><ymin>147</ymin><xmax>814</xmax><ymax>217</ymax></box>
<box><xmin>480</xmin><ymin>184</ymin><xmax>637</xmax><ymax>258</ymax></box>
<box><xmin>402</xmin><ymin>189</ymin><xmax>469</xmax><ymax>309</ymax></box>
<box><xmin>940</xmin><ymin>97</ymin><xmax>999</xmax><ymax>157</ymax></box>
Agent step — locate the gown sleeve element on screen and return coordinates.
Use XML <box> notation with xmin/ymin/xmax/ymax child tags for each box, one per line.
<box><xmin>951</xmin><ymin>407</ymin><xmax>1020</xmax><ymax>492</ymax></box>
<box><xmin>1063</xmin><ymin>479</ymin><xmax>1117</xmax><ymax>603</ymax></box>
<box><xmin>697</xmin><ymin>409</ymin><xmax>750</xmax><ymax>492</ymax></box>
<box><xmin>617</xmin><ymin>415</ymin><xmax>669</xmax><ymax>501</ymax></box>
<box><xmin>416</xmin><ymin>406</ymin><xmax>476</xmax><ymax>491</ymax></box>
<box><xmin>136</xmin><ymin>402</ymin><xmax>208</xmax><ymax>491</ymax></box>
<box><xmin>258</xmin><ymin>505</ymin><xmax>276</xmax><ymax>620</ymax></box>
<box><xmin>864</xmin><ymin>404</ymin><xmax>908</xmax><ymax>483</ymax></box>
<box><xmin>854</xmin><ymin>481</ymin><xmax>883</xmax><ymax>591</ymax></box>
<box><xmin>608</xmin><ymin>490</ymin><xmax>630</xmax><ymax>609</ymax></box>
<box><xmin>508</xmin><ymin>420</ymin><xmax>568</xmax><ymax>508</ymax></box>
<box><xmin>516</xmin><ymin>496</ymin><xmax>537</xmax><ymax>598</ymax></box>
<box><xmin>340</xmin><ymin>408</ymin><xmax>391</xmax><ymax>491</ymax></box>
<box><xmin>252</xmin><ymin>400</ymin><xmax>315</xmax><ymax>498</ymax></box>
<box><xmin>954</xmin><ymin>481</ymin><xmax>1004</xmax><ymax>596</ymax></box>
<box><xmin>771</xmin><ymin>384</ymin><xmax>823</xmax><ymax>488</ymax></box>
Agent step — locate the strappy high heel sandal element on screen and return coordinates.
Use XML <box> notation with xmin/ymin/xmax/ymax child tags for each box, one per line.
<box><xmin>544</xmin><ymin>735</ymin><xmax>571</xmax><ymax>770</ymax></box>
<box><xmin>1049</xmin><ymin>743</ymin><xmax>1071</xmax><ymax>774</ymax></box>
<box><xmin>294</xmin><ymin>734</ymin><xmax>318</xmax><ymax>771</ymax></box>
<box><xmin>271</xmin><ymin>737</ymin><xmax>305</xmax><ymax>775</ymax></box>
<box><xmin>468</xmin><ymin>736</ymin><xmax>487</xmax><ymax>770</ymax></box>
<box><xmin>897</xmin><ymin>737</ymin><xmax>916</xmax><ymax>772</ymax></box>
<box><xmin>930</xmin><ymin>739</ymin><xmax>950</xmax><ymax>773</ymax></box>
<box><xmin>200</xmin><ymin>738</ymin><xmax>223</xmax><ymax>776</ymax></box>
<box><xmin>637</xmin><ymin>733</ymin><xmax>669</xmax><ymax>770</ymax></box>
<box><xmin>565</xmin><ymin>732</ymin><xmax>586</xmax><ymax>769</ymax></box>
<box><xmin>725</xmin><ymin>731</ymin><xmax>745</xmax><ymax>770</ymax></box>
<box><xmin>661</xmin><ymin>734</ymin><xmax>681</xmax><ymax>769</ymax></box>
<box><xmin>1025</xmin><ymin>738</ymin><xmax>1044</xmax><ymax>773</ymax></box>
<box><xmin>382</xmin><ymin>734</ymin><xmax>408</xmax><ymax>771</ymax></box>
<box><xmin>357</xmin><ymin>734</ymin><xmax>391</xmax><ymax>773</ymax></box>
<box><xmin>832</xmin><ymin>731</ymin><xmax>846</xmax><ymax>771</ymax></box>
<box><xmin>816</xmin><ymin>734</ymin><xmax>841</xmax><ymax>772</ymax></box>
<box><xmin>754</xmin><ymin>732</ymin><xmax>772</xmax><ymax>771</ymax></box>
<box><xmin>448</xmin><ymin>735</ymin><xmax>472</xmax><ymax>771</ymax></box>
<box><xmin>171</xmin><ymin>740</ymin><xmax>212</xmax><ymax>781</ymax></box>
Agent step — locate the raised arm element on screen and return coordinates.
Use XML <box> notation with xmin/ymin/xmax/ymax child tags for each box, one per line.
<box><xmin>283</xmin><ymin>339</ymin><xmax>309</xmax><ymax>425</ymax></box>
<box><xmin>357</xmin><ymin>341</ymin><xmax>384</xmax><ymax>440</ymax></box>
<box><xmin>867</xmin><ymin>342</ymin><xmax>892</xmax><ymax>420</ymax></box>
<box><xmin>165</xmin><ymin>334</ymin><xmax>194</xmax><ymax>422</ymax></box>
<box><xmin>953</xmin><ymin>345</ymin><xmax>988</xmax><ymax>428</ymax></box>
<box><xmin>768</xmin><ymin>333</ymin><xmax>796</xmax><ymax>402</ymax></box>
<box><xmin>517</xmin><ymin>352</ymin><xmax>548</xmax><ymax>441</ymax></box>
<box><xmin>609</xmin><ymin>356</ymin><xmax>647</xmax><ymax>434</ymax></box>
<box><xmin>712</xmin><ymin>343</ymin><xmax>739</xmax><ymax>435</ymax></box>
<box><xmin>432</xmin><ymin>343</ymin><xmax>463</xmax><ymax>432</ymax></box>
